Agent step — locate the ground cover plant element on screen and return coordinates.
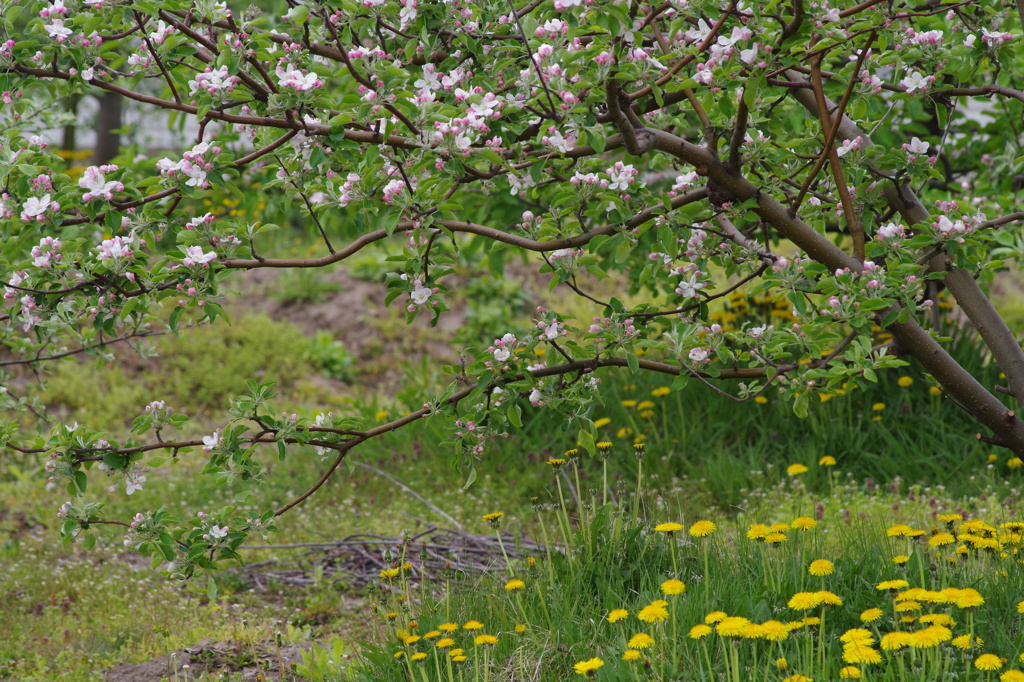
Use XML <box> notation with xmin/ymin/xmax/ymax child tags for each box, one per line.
<box><xmin>4</xmin><ymin>0</ymin><xmax>1024</xmax><ymax>678</ymax></box>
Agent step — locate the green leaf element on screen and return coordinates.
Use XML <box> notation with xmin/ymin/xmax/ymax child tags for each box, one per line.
<box><xmin>671</xmin><ymin>374</ymin><xmax>689</xmax><ymax>391</ymax></box>
<box><xmin>207</xmin><ymin>576</ymin><xmax>219</xmax><ymax>601</ymax></box>
<box><xmin>507</xmin><ymin>403</ymin><xmax>523</xmax><ymax>428</ymax></box>
<box><xmin>626</xmin><ymin>352</ymin><xmax>639</xmax><ymax>374</ymax></box>
<box><xmin>74</xmin><ymin>470</ymin><xmax>88</xmax><ymax>493</ymax></box>
<box><xmin>168</xmin><ymin>306</ymin><xmax>183</xmax><ymax>332</ymax></box>
<box><xmin>793</xmin><ymin>393</ymin><xmax>809</xmax><ymax>418</ymax></box>
<box><xmin>83</xmin><ymin>533</ymin><xmax>97</xmax><ymax>550</ymax></box>
<box><xmin>578</xmin><ymin>426</ymin><xmax>595</xmax><ymax>457</ymax></box>
<box><xmin>461</xmin><ymin>465</ymin><xmax>477</xmax><ymax>490</ymax></box>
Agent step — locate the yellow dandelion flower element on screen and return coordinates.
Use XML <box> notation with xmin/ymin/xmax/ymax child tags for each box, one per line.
<box><xmin>842</xmin><ymin>642</ymin><xmax>882</xmax><ymax>664</ymax></box>
<box><xmin>787</xmin><ymin>463</ymin><xmax>809</xmax><ymax>475</ymax></box>
<box><xmin>792</xmin><ymin>517</ymin><xmax>818</xmax><ymax>530</ymax></box>
<box><xmin>950</xmin><ymin>588</ymin><xmax>985</xmax><ymax>608</ymax></box>
<box><xmin>423</xmin><ymin>631</ymin><xmax>441</xmax><ymax>640</ymax></box>
<box><xmin>622</xmin><ymin>649</ymin><xmax>641</xmax><ymax>661</ymax></box>
<box><xmin>976</xmin><ymin>654</ymin><xmax>1004</xmax><ymax>671</ymax></box>
<box><xmin>380</xmin><ymin>567</ymin><xmax>401</xmax><ymax>580</ymax></box>
<box><xmin>886</xmin><ymin>524</ymin><xmax>914</xmax><ymax>537</ymax></box>
<box><xmin>929</xmin><ymin>385</ymin><xmax>942</xmax><ymax>395</ymax></box>
<box><xmin>808</xmin><ymin>559</ymin><xmax>833</xmax><ymax>576</ymax></box>
<box><xmin>760</xmin><ymin>620</ymin><xmax>790</xmax><ymax>641</ymax></box>
<box><xmin>776</xmin><ymin>657</ymin><xmax>789</xmax><ymax>671</ymax></box>
<box><xmin>463</xmin><ymin>620</ymin><xmax>484</xmax><ymax>630</ymax></box>
<box><xmin>689</xmin><ymin>520</ymin><xmax>716</xmax><ymax>537</ymax></box>
<box><xmin>860</xmin><ymin>608</ymin><xmax>883</xmax><ymax>623</ymax></box>
<box><xmin>637</xmin><ymin>603</ymin><xmax>669</xmax><ymax>623</ymax></box>
<box><xmin>621</xmin><ymin>400</ymin><xmax>638</xmax><ymax>408</ymax></box>
<box><xmin>894</xmin><ymin>600</ymin><xmax>921</xmax><ymax>612</ymax></box>
<box><xmin>385</xmin><ymin>612</ymin><xmax>399</xmax><ymax>621</ymax></box>
<box><xmin>989</xmin><ymin>454</ymin><xmax>999</xmax><ymax>463</ymax></box>
<box><xmin>715</xmin><ymin>617</ymin><xmax>751</xmax><ymax>637</ymax></box>
<box><xmin>593</xmin><ymin>417</ymin><xmax>611</xmax><ymax>429</ymax></box>
<box><xmin>505</xmin><ymin>579</ymin><xmax>525</xmax><ymax>592</ymax></box>
<box><xmin>765</xmin><ymin>532</ymin><xmax>787</xmax><ymax>544</ymax></box>
<box><xmin>788</xmin><ymin>592</ymin><xmax>822</xmax><ymax>610</ymax></box>
<box><xmin>661</xmin><ymin>579</ymin><xmax>686</xmax><ymax>595</ymax></box>
<box><xmin>920</xmin><ymin>614</ymin><xmax>955</xmax><ymax>627</ymax></box>
<box><xmin>474</xmin><ymin>634</ymin><xmax>498</xmax><ymax>646</ymax></box>
<box><xmin>573</xmin><ymin>657</ymin><xmax>604</xmax><ymax>676</ymax></box>
<box><xmin>1009</xmin><ymin>457</ymin><xmax>1024</xmax><ymax>469</ymax></box>
<box><xmin>689</xmin><ymin>624</ymin><xmax>712</xmax><ymax>639</ymax></box>
<box><xmin>411</xmin><ymin>652</ymin><xmax>428</xmax><ymax>662</ymax></box>
<box><xmin>880</xmin><ymin>632</ymin><xmax>913</xmax><ymax>651</ymax></box>
<box><xmin>436</xmin><ymin>638</ymin><xmax>455</xmax><ymax>649</ymax></box>
<box><xmin>897</xmin><ymin>376</ymin><xmax>914</xmax><ymax>387</ymax></box>
<box><xmin>402</xmin><ymin>635</ymin><xmax>421</xmax><ymax>645</ymax></box>
<box><xmin>840</xmin><ymin>629</ymin><xmax>875</xmax><ymax>645</ymax></box>
<box><xmin>952</xmin><ymin>634</ymin><xmax>985</xmax><ymax>650</ymax></box>
<box><xmin>754</xmin><ymin>396</ymin><xmax>769</xmax><ymax>404</ymax></box>
<box><xmin>439</xmin><ymin>623</ymin><xmax>459</xmax><ymax>632</ymax></box>
<box><xmin>929</xmin><ymin>532</ymin><xmax>955</xmax><ymax>547</ymax></box>
<box><xmin>394</xmin><ymin>651</ymin><xmax>404</xmax><ymax>659</ymax></box>
<box><xmin>375</xmin><ymin>410</ymin><xmax>389</xmax><ymax>421</ymax></box>
<box><xmin>802</xmin><ymin>616</ymin><xmax>822</xmax><ymax>626</ymax></box>
<box><xmin>892</xmin><ymin>555</ymin><xmax>910</xmax><ymax>565</ymax></box>
<box><xmin>515</xmin><ymin>624</ymin><xmax>526</xmax><ymax>635</ymax></box>
<box><xmin>654</xmin><ymin>522</ymin><xmax>684</xmax><ymax>533</ymax></box>
<box><xmin>872</xmin><ymin>403</ymin><xmax>886</xmax><ymax>411</ymax></box>
<box><xmin>747</xmin><ymin>524</ymin><xmax>770</xmax><ymax>539</ymax></box>
<box><xmin>816</xmin><ymin>590</ymin><xmax>843</xmax><ymax>606</ymax></box>
<box><xmin>627</xmin><ymin>633</ymin><xmax>654</xmax><ymax>649</ymax></box>
<box><xmin>876</xmin><ymin>579</ymin><xmax>909</xmax><ymax>591</ymax></box>
<box><xmin>651</xmin><ymin>387</ymin><xmax>672</xmax><ymax>397</ymax></box>
<box><xmin>819</xmin><ymin>456</ymin><xmax>837</xmax><ymax>466</ymax></box>
<box><xmin>616</xmin><ymin>427</ymin><xmax>633</xmax><ymax>438</ymax></box>
<box><xmin>546</xmin><ymin>458</ymin><xmax>566</xmax><ymax>469</ymax></box>
<box><xmin>608</xmin><ymin>609</ymin><xmax>629</xmax><ymax>623</ymax></box>
<box><xmin>637</xmin><ymin>401</ymin><xmax>655</xmax><ymax>410</ymax></box>
<box><xmin>782</xmin><ymin>675</ymin><xmax>813</xmax><ymax>682</ymax></box>
<box><xmin>839</xmin><ymin>666</ymin><xmax>862</xmax><ymax>678</ymax></box>
<box><xmin>1002</xmin><ymin>671</ymin><xmax>1024</xmax><ymax>682</ymax></box>
<box><xmin>704</xmin><ymin>611</ymin><xmax>727</xmax><ymax>624</ymax></box>
<box><xmin>482</xmin><ymin>512</ymin><xmax>504</xmax><ymax>526</ymax></box>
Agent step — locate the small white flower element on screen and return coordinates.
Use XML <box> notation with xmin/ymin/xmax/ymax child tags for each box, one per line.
<box><xmin>493</xmin><ymin>347</ymin><xmax>511</xmax><ymax>362</ymax></box>
<box><xmin>202</xmin><ymin>432</ymin><xmax>220</xmax><ymax>449</ymax></box>
<box><xmin>906</xmin><ymin>137</ymin><xmax>929</xmax><ymax>155</ymax></box>
<box><xmin>411</xmin><ymin>282</ymin><xmax>432</xmax><ymax>305</ymax></box>
<box><xmin>209</xmin><ymin>525</ymin><xmax>229</xmax><ymax>539</ymax></box>
<box><xmin>688</xmin><ymin>347</ymin><xmax>709</xmax><ymax>363</ymax></box>
<box><xmin>900</xmin><ymin>71</ymin><xmax>928</xmax><ymax>93</ymax></box>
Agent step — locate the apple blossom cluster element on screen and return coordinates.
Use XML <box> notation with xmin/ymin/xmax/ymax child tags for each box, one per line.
<box><xmin>406</xmin><ymin>278</ymin><xmax>438</xmax><ymax>312</ymax></box>
<box><xmin>156</xmin><ymin>141</ymin><xmax>221</xmax><ymax>188</ymax></box>
<box><xmin>188</xmin><ymin>66</ymin><xmax>239</xmax><ymax>98</ymax></box>
<box><xmin>95</xmin><ymin>234</ymin><xmax>135</xmax><ymax>271</ymax></box>
<box><xmin>276</xmin><ymin>63</ymin><xmax>322</xmax><ymax>92</ymax></box>
<box><xmin>20</xmin><ymin>193</ymin><xmax>59</xmax><ymax>222</ymax></box>
<box><xmin>30</xmin><ymin>235</ymin><xmax>61</xmax><ymax>268</ymax></box>
<box><xmin>78</xmin><ymin>165</ymin><xmax>124</xmax><ymax>201</ymax></box>
<box><xmin>488</xmin><ymin>333</ymin><xmax>518</xmax><ymax>366</ymax></box>
<box><xmin>546</xmin><ymin>248</ymin><xmax>586</xmax><ymax>275</ymax></box>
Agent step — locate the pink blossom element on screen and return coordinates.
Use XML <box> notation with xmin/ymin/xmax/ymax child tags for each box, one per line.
<box><xmin>276</xmin><ymin>65</ymin><xmax>321</xmax><ymax>92</ymax></box>
<box><xmin>44</xmin><ymin>19</ymin><xmax>72</xmax><ymax>42</ymax></box>
<box><xmin>182</xmin><ymin>245</ymin><xmax>217</xmax><ymax>267</ymax></box>
<box><xmin>79</xmin><ymin>166</ymin><xmax>124</xmax><ymax>201</ymax></box>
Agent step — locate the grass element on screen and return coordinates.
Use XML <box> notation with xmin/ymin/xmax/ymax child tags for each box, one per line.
<box><xmin>342</xmin><ymin>463</ymin><xmax>1024</xmax><ymax>682</ymax></box>
<box><xmin>3</xmin><ymin>240</ymin><xmax>1024</xmax><ymax>680</ymax></box>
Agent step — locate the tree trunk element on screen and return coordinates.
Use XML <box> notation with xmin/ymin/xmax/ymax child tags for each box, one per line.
<box><xmin>92</xmin><ymin>92</ymin><xmax>123</xmax><ymax>165</ymax></box>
